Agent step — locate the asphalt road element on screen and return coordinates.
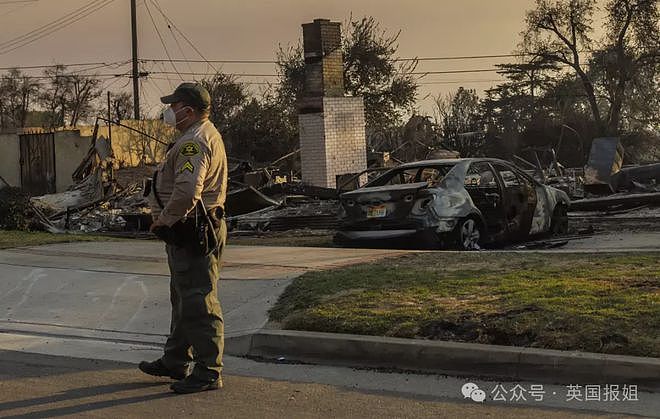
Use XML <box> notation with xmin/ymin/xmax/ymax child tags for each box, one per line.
<box><xmin>0</xmin><ymin>351</ymin><xmax>610</xmax><ymax>419</ymax></box>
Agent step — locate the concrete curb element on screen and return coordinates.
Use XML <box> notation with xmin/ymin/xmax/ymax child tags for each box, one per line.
<box><xmin>225</xmin><ymin>330</ymin><xmax>660</xmax><ymax>392</ymax></box>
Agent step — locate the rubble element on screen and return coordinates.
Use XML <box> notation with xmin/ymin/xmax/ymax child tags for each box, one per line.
<box><xmin>569</xmin><ymin>192</ymin><xmax>660</xmax><ymax>212</ymax></box>
<box><xmin>612</xmin><ymin>163</ymin><xmax>660</xmax><ymax>191</ymax></box>
<box><xmin>583</xmin><ymin>137</ymin><xmax>624</xmax><ymax>194</ymax></box>
<box><xmin>228</xmin><ymin>198</ymin><xmax>338</xmax><ymax>233</ymax></box>
<box><xmin>25</xmin><ymin>118</ymin><xmax>657</xmax><ymax>245</ymax></box>
<box><xmin>259</xmin><ymin>182</ymin><xmax>338</xmax><ymax>200</ymax></box>
<box><xmin>28</xmin><ymin>122</ymin><xmax>150</xmax><ymax>234</ymax></box>
<box><xmin>226</xmin><ymin>186</ymin><xmax>282</xmax><ymax>216</ymax></box>
<box><xmin>65</xmin><ymin>185</ymin><xmax>148</xmax><ymax>233</ymax></box>
<box><xmin>513</xmin><ymin>148</ymin><xmax>585</xmax><ymax>199</ymax></box>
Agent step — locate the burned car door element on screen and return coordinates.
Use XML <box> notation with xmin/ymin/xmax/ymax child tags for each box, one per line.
<box><xmin>492</xmin><ymin>163</ymin><xmax>538</xmax><ymax>238</ymax></box>
<box><xmin>464</xmin><ymin>162</ymin><xmax>506</xmax><ymax>237</ymax></box>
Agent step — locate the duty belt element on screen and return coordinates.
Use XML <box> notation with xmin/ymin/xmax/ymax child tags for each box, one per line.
<box><xmin>152</xmin><ymin>171</ymin><xmax>224</xmax><ymax>219</ymax></box>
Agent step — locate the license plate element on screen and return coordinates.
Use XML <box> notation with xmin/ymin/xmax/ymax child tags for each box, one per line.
<box><xmin>367</xmin><ymin>205</ymin><xmax>387</xmax><ymax>218</ymax></box>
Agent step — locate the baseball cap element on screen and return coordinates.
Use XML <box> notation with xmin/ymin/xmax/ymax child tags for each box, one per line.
<box><xmin>160</xmin><ymin>82</ymin><xmax>211</xmax><ymax>111</ymax></box>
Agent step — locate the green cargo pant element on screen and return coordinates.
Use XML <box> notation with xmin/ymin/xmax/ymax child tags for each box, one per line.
<box><xmin>161</xmin><ymin>219</ymin><xmax>226</xmax><ymax>382</ymax></box>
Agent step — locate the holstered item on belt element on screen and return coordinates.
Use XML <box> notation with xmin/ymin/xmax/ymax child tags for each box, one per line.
<box><xmin>192</xmin><ymin>200</ymin><xmax>220</xmax><ymax>256</ymax></box>
<box><xmin>151</xmin><ymin>171</ymin><xmax>221</xmax><ymax>256</ymax></box>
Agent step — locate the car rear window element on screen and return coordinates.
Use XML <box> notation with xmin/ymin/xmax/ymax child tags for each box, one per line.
<box><xmin>465</xmin><ymin>163</ymin><xmax>497</xmax><ymax>188</ymax></box>
<box><xmin>368</xmin><ymin>165</ymin><xmax>455</xmax><ymax>187</ymax></box>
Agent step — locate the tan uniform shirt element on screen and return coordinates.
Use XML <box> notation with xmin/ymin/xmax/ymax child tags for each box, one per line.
<box><xmin>150</xmin><ymin>119</ymin><xmax>228</xmax><ymax>227</ymax></box>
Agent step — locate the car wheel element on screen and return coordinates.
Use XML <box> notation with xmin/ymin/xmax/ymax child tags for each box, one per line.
<box><xmin>550</xmin><ymin>205</ymin><xmax>569</xmax><ymax>236</ymax></box>
<box><xmin>456</xmin><ymin>218</ymin><xmax>482</xmax><ymax>250</ymax></box>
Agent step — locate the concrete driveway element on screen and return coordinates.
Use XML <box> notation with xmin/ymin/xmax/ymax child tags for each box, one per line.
<box><xmin>0</xmin><ymin>241</ymin><xmax>413</xmax><ymax>346</ymax></box>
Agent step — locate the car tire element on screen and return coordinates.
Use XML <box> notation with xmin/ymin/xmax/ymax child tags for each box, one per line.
<box><xmin>550</xmin><ymin>205</ymin><xmax>569</xmax><ymax>236</ymax></box>
<box><xmin>455</xmin><ymin>217</ymin><xmax>482</xmax><ymax>250</ymax></box>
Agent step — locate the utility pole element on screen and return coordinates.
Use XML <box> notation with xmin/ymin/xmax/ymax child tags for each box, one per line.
<box><xmin>130</xmin><ymin>0</ymin><xmax>140</xmax><ymax>120</ymax></box>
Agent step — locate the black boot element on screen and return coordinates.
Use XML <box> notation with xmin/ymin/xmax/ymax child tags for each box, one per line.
<box><xmin>138</xmin><ymin>359</ymin><xmax>188</xmax><ymax>380</ymax></box>
<box><xmin>170</xmin><ymin>375</ymin><xmax>223</xmax><ymax>394</ymax></box>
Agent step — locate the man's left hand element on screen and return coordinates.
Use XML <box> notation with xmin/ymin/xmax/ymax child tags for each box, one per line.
<box><xmin>150</xmin><ymin>218</ymin><xmax>166</xmax><ymax>233</ymax></box>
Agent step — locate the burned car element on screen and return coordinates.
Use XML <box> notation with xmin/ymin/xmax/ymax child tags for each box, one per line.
<box><xmin>335</xmin><ymin>158</ymin><xmax>570</xmax><ymax>249</ymax></box>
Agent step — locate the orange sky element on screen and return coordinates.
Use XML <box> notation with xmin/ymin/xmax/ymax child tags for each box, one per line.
<box><xmin>0</xmin><ymin>0</ymin><xmax>571</xmax><ymax>117</ymax></box>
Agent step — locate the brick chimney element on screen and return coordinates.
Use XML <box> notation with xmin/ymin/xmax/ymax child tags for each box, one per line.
<box><xmin>298</xmin><ymin>19</ymin><xmax>367</xmax><ymax>189</ymax></box>
<box><xmin>302</xmin><ymin>19</ymin><xmax>343</xmax><ymax>96</ymax></box>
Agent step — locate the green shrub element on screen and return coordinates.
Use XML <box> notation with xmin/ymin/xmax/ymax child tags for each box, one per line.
<box><xmin>0</xmin><ymin>187</ymin><xmax>38</xmax><ymax>231</ymax></box>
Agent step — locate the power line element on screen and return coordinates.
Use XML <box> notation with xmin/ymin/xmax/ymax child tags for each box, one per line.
<box><xmin>71</xmin><ymin>61</ymin><xmax>132</xmax><ymax>74</ymax></box>
<box><xmin>419</xmin><ymin>79</ymin><xmax>503</xmax><ymax>85</ymax></box>
<box><xmin>1</xmin><ymin>73</ymin><xmax>128</xmax><ymax>80</ymax></box>
<box><xmin>0</xmin><ymin>0</ymin><xmax>106</xmax><ymax>49</ymax></box>
<box><xmin>0</xmin><ymin>61</ymin><xmax>128</xmax><ymax>71</ymax></box>
<box><xmin>158</xmin><ymin>0</ymin><xmax>195</xmax><ymax>78</ymax></box>
<box><xmin>395</xmin><ymin>54</ymin><xmax>528</xmax><ymax>62</ymax></box>
<box><xmin>148</xmin><ymin>0</ymin><xmax>219</xmax><ymax>74</ymax></box>
<box><xmin>0</xmin><ymin>0</ymin><xmax>116</xmax><ymax>55</ymax></box>
<box><xmin>140</xmin><ymin>53</ymin><xmax>533</xmax><ymax>65</ymax></box>
<box><xmin>148</xmin><ymin>75</ymin><xmax>271</xmax><ymax>85</ymax></box>
<box><xmin>145</xmin><ymin>75</ymin><xmax>166</xmax><ymax>96</ymax></box>
<box><xmin>143</xmin><ymin>0</ymin><xmax>182</xmax><ymax>80</ymax></box>
<box><xmin>149</xmin><ymin>71</ymin><xmax>277</xmax><ymax>77</ymax></box>
<box><xmin>145</xmin><ymin>68</ymin><xmax>503</xmax><ymax>77</ymax></box>
<box><xmin>143</xmin><ymin>58</ymin><xmax>277</xmax><ymax>64</ymax></box>
<box><xmin>0</xmin><ymin>0</ymin><xmax>34</xmax><ymax>18</ymax></box>
<box><xmin>414</xmin><ymin>69</ymin><xmax>500</xmax><ymax>75</ymax></box>
<box><xmin>0</xmin><ymin>0</ymin><xmax>38</xmax><ymax>4</ymax></box>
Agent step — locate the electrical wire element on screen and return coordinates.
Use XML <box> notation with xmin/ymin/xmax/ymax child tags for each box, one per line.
<box><xmin>145</xmin><ymin>68</ymin><xmax>504</xmax><ymax>77</ymax></box>
<box><xmin>143</xmin><ymin>0</ymin><xmax>182</xmax><ymax>81</ymax></box>
<box><xmin>140</xmin><ymin>53</ymin><xmax>538</xmax><ymax>65</ymax></box>
<box><xmin>0</xmin><ymin>0</ymin><xmax>116</xmax><ymax>55</ymax></box>
<box><xmin>0</xmin><ymin>61</ymin><xmax>127</xmax><ymax>71</ymax></box>
<box><xmin>0</xmin><ymin>0</ymin><xmax>39</xmax><ymax>4</ymax></box>
<box><xmin>0</xmin><ymin>0</ymin><xmax>107</xmax><ymax>49</ymax></box>
<box><xmin>151</xmin><ymin>0</ymin><xmax>195</xmax><ymax>77</ymax></box>
<box><xmin>147</xmin><ymin>75</ymin><xmax>270</xmax><ymax>85</ymax></box>
<box><xmin>0</xmin><ymin>0</ymin><xmax>34</xmax><ymax>18</ymax></box>
<box><xmin>148</xmin><ymin>0</ymin><xmax>219</xmax><ymax>74</ymax></box>
<box><xmin>419</xmin><ymin>79</ymin><xmax>503</xmax><ymax>85</ymax></box>
<box><xmin>145</xmin><ymin>75</ymin><xmax>166</xmax><ymax>96</ymax></box>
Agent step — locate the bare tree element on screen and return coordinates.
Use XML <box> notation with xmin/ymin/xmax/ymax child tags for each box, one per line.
<box><xmin>109</xmin><ymin>92</ymin><xmax>133</xmax><ymax>122</ymax></box>
<box><xmin>434</xmin><ymin>87</ymin><xmax>485</xmax><ymax>156</ymax></box>
<box><xmin>39</xmin><ymin>65</ymin><xmax>69</xmax><ymax>127</ymax></box>
<box><xmin>0</xmin><ymin>69</ymin><xmax>39</xmax><ymax>129</ymax></box>
<box><xmin>68</xmin><ymin>74</ymin><xmax>101</xmax><ymax>126</ymax></box>
<box><xmin>522</xmin><ymin>0</ymin><xmax>659</xmax><ymax>135</ymax></box>
<box><xmin>39</xmin><ymin>65</ymin><xmax>102</xmax><ymax>128</ymax></box>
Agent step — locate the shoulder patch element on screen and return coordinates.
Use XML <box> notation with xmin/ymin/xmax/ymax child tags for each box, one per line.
<box><xmin>180</xmin><ymin>142</ymin><xmax>200</xmax><ymax>157</ymax></box>
<box><xmin>179</xmin><ymin>160</ymin><xmax>195</xmax><ymax>174</ymax></box>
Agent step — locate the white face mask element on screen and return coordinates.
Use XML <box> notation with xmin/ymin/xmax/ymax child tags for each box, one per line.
<box><xmin>162</xmin><ymin>106</ymin><xmax>191</xmax><ymax>127</ymax></box>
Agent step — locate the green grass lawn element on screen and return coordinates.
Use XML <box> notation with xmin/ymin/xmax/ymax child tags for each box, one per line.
<box><xmin>0</xmin><ymin>230</ymin><xmax>122</xmax><ymax>249</ymax></box>
<box><xmin>269</xmin><ymin>252</ymin><xmax>660</xmax><ymax>357</ymax></box>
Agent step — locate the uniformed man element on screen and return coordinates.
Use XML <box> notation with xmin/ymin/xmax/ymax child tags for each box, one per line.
<box><xmin>139</xmin><ymin>82</ymin><xmax>227</xmax><ymax>394</ymax></box>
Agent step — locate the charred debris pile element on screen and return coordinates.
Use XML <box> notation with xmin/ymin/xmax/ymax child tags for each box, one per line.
<box><xmin>26</xmin><ymin>142</ymin><xmax>344</xmax><ymax>236</ymax></box>
<box><xmin>20</xmin><ymin>133</ymin><xmax>660</xmax><ymax>237</ymax></box>
<box><xmin>513</xmin><ymin>138</ymin><xmax>660</xmax><ymax>216</ymax></box>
